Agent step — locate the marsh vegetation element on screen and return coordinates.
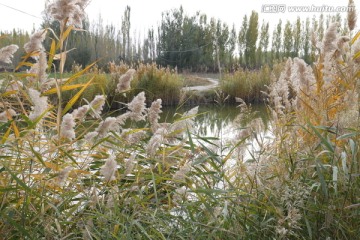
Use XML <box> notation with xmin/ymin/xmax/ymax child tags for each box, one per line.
<box><xmin>0</xmin><ymin>0</ymin><xmax>360</xmax><ymax>239</ymax></box>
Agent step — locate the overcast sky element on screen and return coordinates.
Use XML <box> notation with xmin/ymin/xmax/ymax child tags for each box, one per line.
<box><xmin>0</xmin><ymin>0</ymin><xmax>355</xmax><ymax>35</ymax></box>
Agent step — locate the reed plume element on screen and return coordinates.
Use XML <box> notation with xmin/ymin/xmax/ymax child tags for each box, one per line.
<box><xmin>0</xmin><ymin>45</ymin><xmax>18</xmax><ymax>64</ymax></box>
<box><xmin>146</xmin><ymin>127</ymin><xmax>166</xmax><ymax>156</ymax></box>
<box><xmin>322</xmin><ymin>22</ymin><xmax>338</xmax><ymax>55</ymax></box>
<box><xmin>322</xmin><ymin>23</ymin><xmax>339</xmax><ymax>82</ymax></box>
<box><xmin>24</xmin><ymin>30</ymin><xmax>46</xmax><ymax>54</ymax></box>
<box><xmin>348</xmin><ymin>0</ymin><xmax>357</xmax><ymax>31</ymax></box>
<box><xmin>27</xmin><ymin>51</ymin><xmax>48</xmax><ymax>89</ymax></box>
<box><xmin>116</xmin><ymin>69</ymin><xmax>136</xmax><ymax>92</ymax></box>
<box><xmin>28</xmin><ymin>88</ymin><xmax>49</xmax><ymax>121</ymax></box>
<box><xmin>148</xmin><ymin>99</ymin><xmax>162</xmax><ymax>132</ymax></box>
<box><xmin>72</xmin><ymin>105</ymin><xmax>89</xmax><ymax>121</ymax></box>
<box><xmin>95</xmin><ymin>117</ymin><xmax>117</xmax><ymax>138</ymax></box>
<box><xmin>170</xmin><ymin>106</ymin><xmax>199</xmax><ymax>136</ymax></box>
<box><xmin>56</xmin><ymin>166</ymin><xmax>73</xmax><ymax>186</ymax></box>
<box><xmin>0</xmin><ymin>109</ymin><xmax>16</xmax><ymax>122</ymax></box>
<box><xmin>47</xmin><ymin>0</ymin><xmax>89</xmax><ymax>28</ymax></box>
<box><xmin>60</xmin><ymin>113</ymin><xmax>76</xmax><ymax>140</ymax></box>
<box><xmin>89</xmin><ymin>95</ymin><xmax>106</xmax><ymax>118</ymax></box>
<box><xmin>100</xmin><ymin>156</ymin><xmax>117</xmax><ymax>182</ymax></box>
<box><xmin>127</xmin><ymin>91</ymin><xmax>146</xmax><ymax>122</ymax></box>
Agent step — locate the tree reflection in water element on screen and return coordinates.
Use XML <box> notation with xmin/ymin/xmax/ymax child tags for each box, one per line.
<box><xmin>161</xmin><ymin>104</ymin><xmax>269</xmax><ymax>141</ymax></box>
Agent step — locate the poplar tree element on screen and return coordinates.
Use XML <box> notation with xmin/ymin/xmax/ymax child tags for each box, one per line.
<box><xmin>293</xmin><ymin>17</ymin><xmax>301</xmax><ymax>57</ymax></box>
<box><xmin>283</xmin><ymin>20</ymin><xmax>293</xmax><ymax>58</ymax></box>
<box><xmin>228</xmin><ymin>24</ymin><xmax>237</xmax><ymax>69</ymax></box>
<box><xmin>303</xmin><ymin>17</ymin><xmax>311</xmax><ymax>63</ymax></box>
<box><xmin>258</xmin><ymin>21</ymin><xmax>269</xmax><ymax>66</ymax></box>
<box><xmin>121</xmin><ymin>6</ymin><xmax>131</xmax><ymax>62</ymax></box>
<box><xmin>238</xmin><ymin>15</ymin><xmax>247</xmax><ymax>67</ymax></box>
<box><xmin>272</xmin><ymin>19</ymin><xmax>282</xmax><ymax>61</ymax></box>
<box><xmin>245</xmin><ymin>11</ymin><xmax>258</xmax><ymax>68</ymax></box>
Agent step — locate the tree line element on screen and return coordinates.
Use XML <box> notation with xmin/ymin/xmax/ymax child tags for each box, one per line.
<box><xmin>0</xmin><ymin>6</ymin><xmax>351</xmax><ymax>72</ymax></box>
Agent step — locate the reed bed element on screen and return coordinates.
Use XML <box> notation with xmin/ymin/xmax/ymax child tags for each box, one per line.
<box><xmin>0</xmin><ymin>0</ymin><xmax>360</xmax><ymax>239</ymax></box>
<box><xmin>221</xmin><ymin>65</ymin><xmax>271</xmax><ymax>103</ymax></box>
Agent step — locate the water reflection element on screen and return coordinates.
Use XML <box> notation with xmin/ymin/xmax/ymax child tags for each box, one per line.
<box><xmin>161</xmin><ymin>104</ymin><xmax>269</xmax><ymax>140</ymax></box>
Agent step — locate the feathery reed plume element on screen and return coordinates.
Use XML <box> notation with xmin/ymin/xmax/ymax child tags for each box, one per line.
<box><xmin>292</xmin><ymin>58</ymin><xmax>316</xmax><ymax>93</ymax></box>
<box><xmin>60</xmin><ymin>113</ymin><xmax>76</xmax><ymax>140</ymax></box>
<box><xmin>121</xmin><ymin>129</ymin><xmax>147</xmax><ymax>145</ymax></box>
<box><xmin>47</xmin><ymin>0</ymin><xmax>89</xmax><ymax>28</ymax></box>
<box><xmin>124</xmin><ymin>153</ymin><xmax>136</xmax><ymax>176</ymax></box>
<box><xmin>0</xmin><ymin>45</ymin><xmax>19</xmax><ymax>64</ymax></box>
<box><xmin>28</xmin><ymin>88</ymin><xmax>49</xmax><ymax>121</ymax></box>
<box><xmin>72</xmin><ymin>105</ymin><xmax>89</xmax><ymax>121</ymax></box>
<box><xmin>267</xmin><ymin>58</ymin><xmax>293</xmax><ymax>116</ymax></box>
<box><xmin>322</xmin><ymin>22</ymin><xmax>338</xmax><ymax>54</ymax></box>
<box><xmin>24</xmin><ymin>30</ymin><xmax>46</xmax><ymax>54</ymax></box>
<box><xmin>170</xmin><ymin>106</ymin><xmax>199</xmax><ymax>137</ymax></box>
<box><xmin>56</xmin><ymin>166</ymin><xmax>73</xmax><ymax>186</ymax></box>
<box><xmin>127</xmin><ymin>91</ymin><xmax>146</xmax><ymax>121</ymax></box>
<box><xmin>146</xmin><ymin>127</ymin><xmax>167</xmax><ymax>156</ymax></box>
<box><xmin>100</xmin><ymin>156</ymin><xmax>117</xmax><ymax>182</ymax></box>
<box><xmin>115</xmin><ymin>112</ymin><xmax>130</xmax><ymax>128</ymax></box>
<box><xmin>89</xmin><ymin>95</ymin><xmax>106</xmax><ymax>118</ymax></box>
<box><xmin>84</xmin><ymin>131</ymin><xmax>97</xmax><ymax>142</ymax></box>
<box><xmin>322</xmin><ymin>23</ymin><xmax>339</xmax><ymax>82</ymax></box>
<box><xmin>95</xmin><ymin>117</ymin><xmax>117</xmax><ymax>138</ymax></box>
<box><xmin>0</xmin><ymin>109</ymin><xmax>16</xmax><ymax>122</ymax></box>
<box><xmin>148</xmin><ymin>99</ymin><xmax>162</xmax><ymax>132</ymax></box>
<box><xmin>116</xmin><ymin>69</ymin><xmax>136</xmax><ymax>92</ymax></box>
<box><xmin>27</xmin><ymin>51</ymin><xmax>48</xmax><ymax>89</ymax></box>
<box><xmin>348</xmin><ymin>0</ymin><xmax>357</xmax><ymax>31</ymax></box>
<box><xmin>335</xmin><ymin>36</ymin><xmax>350</xmax><ymax>59</ymax></box>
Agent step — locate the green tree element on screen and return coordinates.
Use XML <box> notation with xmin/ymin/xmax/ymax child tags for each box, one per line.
<box><xmin>238</xmin><ymin>15</ymin><xmax>247</xmax><ymax>67</ymax></box>
<box><xmin>258</xmin><ymin>20</ymin><xmax>269</xmax><ymax>66</ymax></box>
<box><xmin>303</xmin><ymin>17</ymin><xmax>311</xmax><ymax>63</ymax></box>
<box><xmin>157</xmin><ymin>6</ymin><xmax>184</xmax><ymax>68</ymax></box>
<box><xmin>283</xmin><ymin>20</ymin><xmax>293</xmax><ymax>58</ymax></box>
<box><xmin>228</xmin><ymin>24</ymin><xmax>237</xmax><ymax>69</ymax></box>
<box><xmin>121</xmin><ymin>6</ymin><xmax>131</xmax><ymax>62</ymax></box>
<box><xmin>272</xmin><ymin>19</ymin><xmax>282</xmax><ymax>61</ymax></box>
<box><xmin>245</xmin><ymin>11</ymin><xmax>258</xmax><ymax>68</ymax></box>
<box><xmin>216</xmin><ymin>20</ymin><xmax>229</xmax><ymax>69</ymax></box>
<box><xmin>293</xmin><ymin>17</ymin><xmax>302</xmax><ymax>57</ymax></box>
<box><xmin>311</xmin><ymin>16</ymin><xmax>319</xmax><ymax>62</ymax></box>
<box><xmin>148</xmin><ymin>28</ymin><xmax>156</xmax><ymax>61</ymax></box>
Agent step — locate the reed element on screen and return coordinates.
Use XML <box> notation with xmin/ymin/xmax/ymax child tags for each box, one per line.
<box><xmin>0</xmin><ymin>0</ymin><xmax>359</xmax><ymax>239</ymax></box>
<box><xmin>221</xmin><ymin>65</ymin><xmax>271</xmax><ymax>103</ymax></box>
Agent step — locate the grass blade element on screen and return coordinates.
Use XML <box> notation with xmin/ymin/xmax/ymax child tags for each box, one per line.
<box><xmin>62</xmin><ymin>76</ymin><xmax>95</xmax><ymax>115</ymax></box>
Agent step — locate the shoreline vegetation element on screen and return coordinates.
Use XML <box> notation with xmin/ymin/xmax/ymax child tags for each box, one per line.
<box><xmin>1</xmin><ymin>63</ymin><xmax>276</xmax><ymax>107</ymax></box>
<box><xmin>1</xmin><ymin>0</ymin><xmax>360</xmax><ymax>239</ymax></box>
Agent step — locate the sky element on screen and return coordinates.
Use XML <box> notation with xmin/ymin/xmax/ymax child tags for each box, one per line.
<box><xmin>0</xmin><ymin>0</ymin><xmax>356</xmax><ymax>35</ymax></box>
